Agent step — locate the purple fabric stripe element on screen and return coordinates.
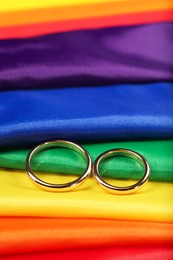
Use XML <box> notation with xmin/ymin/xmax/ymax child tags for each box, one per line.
<box><xmin>0</xmin><ymin>22</ymin><xmax>173</xmax><ymax>89</ymax></box>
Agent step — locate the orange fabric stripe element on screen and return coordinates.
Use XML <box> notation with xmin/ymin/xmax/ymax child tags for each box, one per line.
<box><xmin>0</xmin><ymin>0</ymin><xmax>173</xmax><ymax>27</ymax></box>
<box><xmin>0</xmin><ymin>217</ymin><xmax>173</xmax><ymax>255</ymax></box>
<box><xmin>0</xmin><ymin>10</ymin><xmax>173</xmax><ymax>39</ymax></box>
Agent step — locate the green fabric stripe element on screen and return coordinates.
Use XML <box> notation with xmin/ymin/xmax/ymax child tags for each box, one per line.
<box><xmin>0</xmin><ymin>140</ymin><xmax>172</xmax><ymax>182</ymax></box>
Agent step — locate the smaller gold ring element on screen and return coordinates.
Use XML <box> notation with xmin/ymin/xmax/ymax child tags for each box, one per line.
<box><xmin>26</xmin><ymin>140</ymin><xmax>92</xmax><ymax>192</ymax></box>
<box><xmin>93</xmin><ymin>148</ymin><xmax>150</xmax><ymax>194</ymax></box>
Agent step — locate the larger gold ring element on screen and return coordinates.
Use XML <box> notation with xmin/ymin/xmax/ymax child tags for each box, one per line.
<box><xmin>93</xmin><ymin>148</ymin><xmax>150</xmax><ymax>194</ymax></box>
<box><xmin>26</xmin><ymin>140</ymin><xmax>92</xmax><ymax>192</ymax></box>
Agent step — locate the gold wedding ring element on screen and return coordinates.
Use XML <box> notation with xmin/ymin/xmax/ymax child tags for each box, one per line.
<box><xmin>93</xmin><ymin>148</ymin><xmax>150</xmax><ymax>194</ymax></box>
<box><xmin>26</xmin><ymin>140</ymin><xmax>92</xmax><ymax>192</ymax></box>
<box><xmin>26</xmin><ymin>141</ymin><xmax>150</xmax><ymax>194</ymax></box>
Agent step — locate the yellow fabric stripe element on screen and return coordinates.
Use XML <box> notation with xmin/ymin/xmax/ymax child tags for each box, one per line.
<box><xmin>0</xmin><ymin>0</ymin><xmax>128</xmax><ymax>12</ymax></box>
<box><xmin>0</xmin><ymin>168</ymin><xmax>172</xmax><ymax>223</ymax></box>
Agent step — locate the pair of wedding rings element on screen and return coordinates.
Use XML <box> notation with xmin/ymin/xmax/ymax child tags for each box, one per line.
<box><xmin>26</xmin><ymin>140</ymin><xmax>150</xmax><ymax>195</ymax></box>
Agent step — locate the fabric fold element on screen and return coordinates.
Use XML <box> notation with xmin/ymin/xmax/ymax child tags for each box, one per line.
<box><xmin>0</xmin><ymin>83</ymin><xmax>173</xmax><ymax>146</ymax></box>
<box><xmin>0</xmin><ymin>217</ymin><xmax>172</xmax><ymax>255</ymax></box>
<box><xmin>2</xmin><ymin>247</ymin><xmax>173</xmax><ymax>260</ymax></box>
<box><xmin>0</xmin><ymin>23</ymin><xmax>173</xmax><ymax>89</ymax></box>
<box><xmin>1</xmin><ymin>10</ymin><xmax>173</xmax><ymax>39</ymax></box>
<box><xmin>1</xmin><ymin>0</ymin><xmax>173</xmax><ymax>27</ymax></box>
<box><xmin>0</xmin><ymin>169</ymin><xmax>173</xmax><ymax>221</ymax></box>
<box><xmin>0</xmin><ymin>140</ymin><xmax>173</xmax><ymax>182</ymax></box>
<box><xmin>1</xmin><ymin>0</ymin><xmax>173</xmax><ymax>12</ymax></box>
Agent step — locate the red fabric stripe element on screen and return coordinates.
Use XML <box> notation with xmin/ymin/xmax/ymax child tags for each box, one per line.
<box><xmin>0</xmin><ymin>9</ymin><xmax>173</xmax><ymax>39</ymax></box>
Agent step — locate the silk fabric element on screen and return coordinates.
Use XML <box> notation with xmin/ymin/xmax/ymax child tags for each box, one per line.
<box><xmin>0</xmin><ymin>23</ymin><xmax>173</xmax><ymax>89</ymax></box>
<box><xmin>0</xmin><ymin>83</ymin><xmax>173</xmax><ymax>146</ymax></box>
<box><xmin>2</xmin><ymin>247</ymin><xmax>173</xmax><ymax>260</ymax></box>
<box><xmin>0</xmin><ymin>140</ymin><xmax>172</xmax><ymax>182</ymax></box>
<box><xmin>0</xmin><ymin>169</ymin><xmax>173</xmax><ymax>222</ymax></box>
<box><xmin>1</xmin><ymin>10</ymin><xmax>173</xmax><ymax>39</ymax></box>
<box><xmin>0</xmin><ymin>218</ymin><xmax>172</xmax><ymax>255</ymax></box>
<box><xmin>1</xmin><ymin>0</ymin><xmax>172</xmax><ymax>12</ymax></box>
<box><xmin>1</xmin><ymin>0</ymin><xmax>172</xmax><ymax>27</ymax></box>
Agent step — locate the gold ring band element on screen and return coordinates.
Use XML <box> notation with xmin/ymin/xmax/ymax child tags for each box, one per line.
<box><xmin>93</xmin><ymin>148</ymin><xmax>150</xmax><ymax>194</ymax></box>
<box><xmin>26</xmin><ymin>140</ymin><xmax>92</xmax><ymax>192</ymax></box>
